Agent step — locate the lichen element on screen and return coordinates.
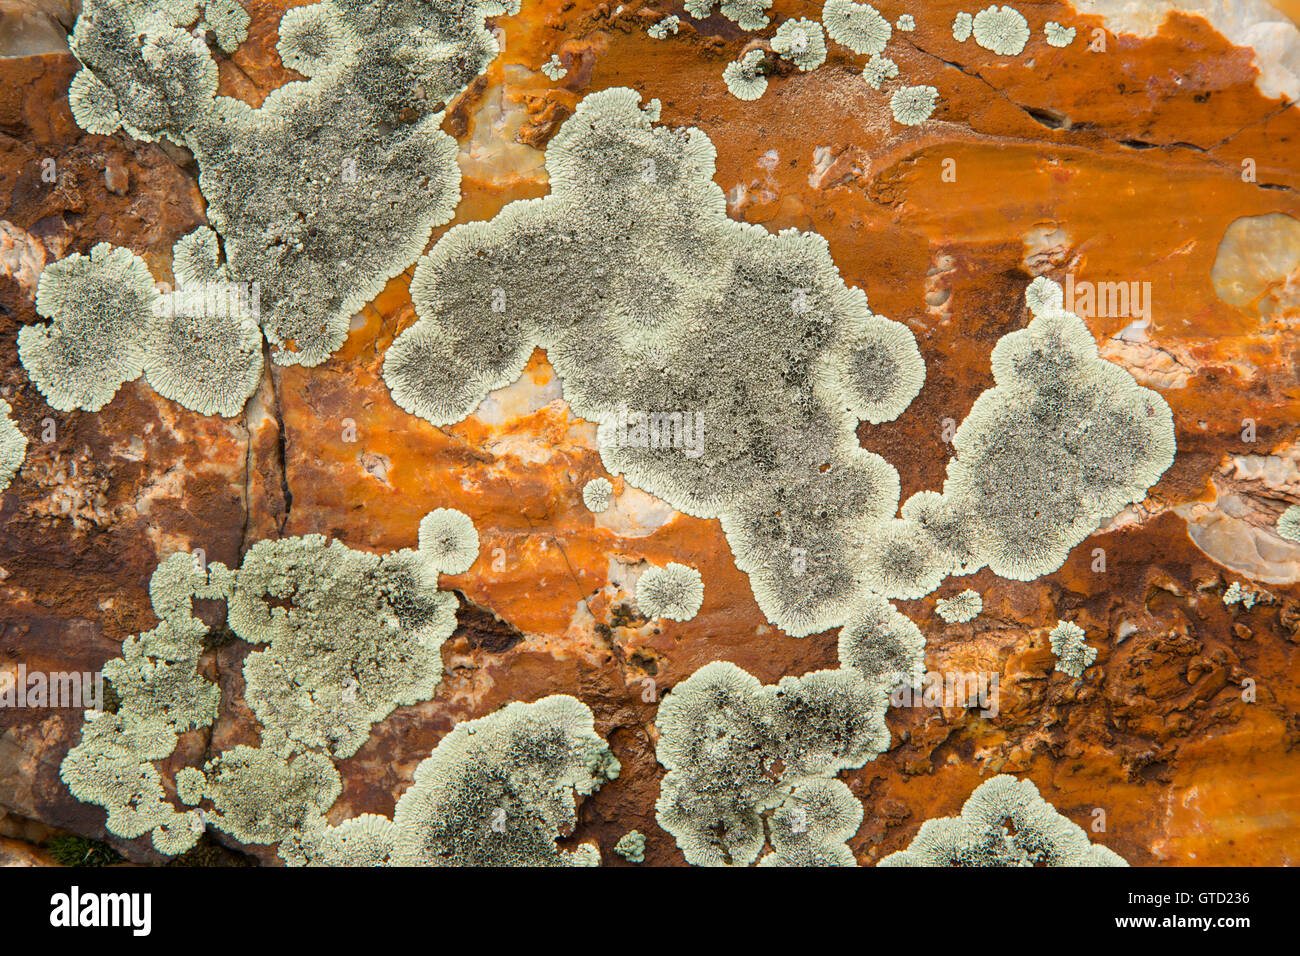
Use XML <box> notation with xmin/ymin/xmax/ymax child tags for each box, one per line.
<box><xmin>196</xmin><ymin>745</ymin><xmax>342</xmax><ymax>846</ymax></box>
<box><xmin>895</xmin><ymin>13</ymin><xmax>915</xmax><ymax>31</ymax></box>
<box><xmin>386</xmin><ymin>695</ymin><xmax>618</xmax><ymax>866</ymax></box>
<box><xmin>1278</xmin><ymin>505</ymin><xmax>1300</xmax><ymax>542</ymax></box>
<box><xmin>723</xmin><ymin>49</ymin><xmax>768</xmax><ymax>100</ymax></box>
<box><xmin>60</xmin><ymin>553</ymin><xmax>230</xmax><ymax>856</ymax></box>
<box><xmin>417</xmin><ymin>507</ymin><xmax>481</xmax><ymax>574</ymax></box>
<box><xmin>684</xmin><ymin>0</ymin><xmax>772</xmax><ymax>30</ymax></box>
<box><xmin>821</xmin><ymin>0</ymin><xmax>891</xmax><ymax>55</ymax></box>
<box><xmin>275</xmin><ymin>3</ymin><xmax>355</xmax><ymax>77</ymax></box>
<box><xmin>1047</xmin><ymin>620</ymin><xmax>1096</xmax><ymax>678</ymax></box>
<box><xmin>879</xmin><ymin>775</ymin><xmax>1128</xmax><ymax>866</ymax></box>
<box><xmin>655</xmin><ymin>660</ymin><xmax>888</xmax><ymax>866</ymax></box>
<box><xmin>68</xmin><ymin>0</ymin><xmax>515</xmax><ymax>368</ymax></box>
<box><xmin>952</xmin><ymin>11</ymin><xmax>973</xmax><ymax>42</ymax></box>
<box><xmin>837</xmin><ymin>593</ymin><xmax>926</xmax><ymax>693</ymax></box>
<box><xmin>541</xmin><ymin>53</ymin><xmax>567</xmax><ymax>80</ymax></box>
<box><xmin>62</xmin><ymin>513</ymin><xmax>475</xmax><ymax>861</ymax></box>
<box><xmin>935</xmin><ymin>589</ymin><xmax>982</xmax><ymax>624</ymax></box>
<box><xmin>1044</xmin><ymin>21</ymin><xmax>1076</xmax><ymax>47</ymax></box>
<box><xmin>144</xmin><ymin>233</ymin><xmax>263</xmax><ymax>418</ymax></box>
<box><xmin>1025</xmin><ymin>274</ymin><xmax>1065</xmax><ymax>315</ymax></box>
<box><xmin>890</xmin><ymin>85</ymin><xmax>939</xmax><ymax>125</ymax></box>
<box><xmin>772</xmin><ymin>17</ymin><xmax>828</xmax><ymax>71</ymax></box>
<box><xmin>383</xmin><ymin>88</ymin><xmax>924</xmax><ymax>637</ymax></box>
<box><xmin>1222</xmin><ymin>580</ymin><xmax>1273</xmax><ymax>609</ymax></box>
<box><xmin>866</xmin><ymin>279</ymin><xmax>1175</xmax><ymax>599</ymax></box>
<box><xmin>861</xmin><ymin>52</ymin><xmax>898</xmax><ymax>89</ymax></box>
<box><xmin>228</xmin><ymin>532</ymin><xmax>461</xmax><ymax>757</ymax></box>
<box><xmin>636</xmin><ymin>563</ymin><xmax>705</xmax><ymax>622</ymax></box>
<box><xmin>648</xmin><ymin>14</ymin><xmax>680</xmax><ymax>38</ymax></box>
<box><xmin>20</xmin><ymin>243</ymin><xmax>157</xmax><ymax>412</ymax></box>
<box><xmin>614</xmin><ymin>829</ymin><xmax>646</xmax><ymax>862</ymax></box>
<box><xmin>972</xmin><ymin>4</ymin><xmax>1029</xmax><ymax>55</ymax></box>
<box><xmin>202</xmin><ymin>0</ymin><xmax>249</xmax><ymax>52</ymax></box>
<box><xmin>303</xmin><ymin>814</ymin><xmax>397</xmax><ymax>866</ymax></box>
<box><xmin>758</xmin><ymin>777</ymin><xmax>864</xmax><ymax>866</ymax></box>
<box><xmin>0</xmin><ymin>400</ymin><xmax>25</xmax><ymax>491</ymax></box>
<box><xmin>582</xmin><ymin>476</ymin><xmax>614</xmax><ymax>513</ymax></box>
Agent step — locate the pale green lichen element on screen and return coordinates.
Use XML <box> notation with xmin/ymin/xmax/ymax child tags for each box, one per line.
<box><xmin>972</xmin><ymin>4</ymin><xmax>1029</xmax><ymax>55</ymax></box>
<box><xmin>69</xmin><ymin>1</ymin><xmax>218</xmax><ymax>146</ymax></box>
<box><xmin>67</xmin><ymin>67</ymin><xmax>123</xmax><ymax>135</ymax></box>
<box><xmin>1222</xmin><ymin>580</ymin><xmax>1273</xmax><ymax>609</ymax></box>
<box><xmin>859</xmin><ymin>517</ymin><xmax>951</xmax><ymax>599</ymax></box>
<box><xmin>229</xmin><ymin>533</ymin><xmax>460</xmax><ymax>757</ymax></box>
<box><xmin>417</xmin><ymin>507</ymin><xmax>481</xmax><ymax>574</ymax></box>
<box><xmin>890</xmin><ymin>84</ymin><xmax>939</xmax><ymax>125</ymax></box>
<box><xmin>0</xmin><ymin>400</ymin><xmax>25</xmax><ymax>491</ymax></box>
<box><xmin>196</xmin><ymin>745</ymin><xmax>342</xmax><ymax>846</ymax></box>
<box><xmin>62</xmin><ymin>514</ymin><xmax>474</xmax><ymax>860</ymax></box>
<box><xmin>614</xmin><ymin>829</ymin><xmax>646</xmax><ymax>862</ymax></box>
<box><xmin>861</xmin><ymin>52</ymin><xmax>898</xmax><ymax>88</ymax></box>
<box><xmin>383</xmin><ymin>88</ymin><xmax>924</xmax><ymax>637</ymax></box>
<box><xmin>684</xmin><ymin>0</ymin><xmax>771</xmax><ymax>30</ymax></box>
<box><xmin>952</xmin><ymin>11</ymin><xmax>973</xmax><ymax>42</ymax></box>
<box><xmin>144</xmin><ymin>232</ymin><xmax>263</xmax><ymax>418</ymax></box>
<box><xmin>202</xmin><ymin>0</ymin><xmax>249</xmax><ymax>52</ymax></box>
<box><xmin>836</xmin><ymin>593</ymin><xmax>925</xmax><ymax>693</ymax></box>
<box><xmin>1044</xmin><ymin>21</ymin><xmax>1076</xmax><ymax>47</ymax></box>
<box><xmin>303</xmin><ymin>813</ymin><xmax>397</xmax><ymax>865</ymax></box>
<box><xmin>895</xmin><ymin>13</ymin><xmax>914</xmax><ymax>31</ymax></box>
<box><xmin>582</xmin><ymin>476</ymin><xmax>614</xmax><ymax>513</ymax></box>
<box><xmin>541</xmin><ymin>53</ymin><xmax>567</xmax><ymax>80</ymax></box>
<box><xmin>723</xmin><ymin>49</ymin><xmax>768</xmax><ymax>101</ymax></box>
<box><xmin>648</xmin><ymin>15</ymin><xmax>680</xmax><ymax>38</ymax></box>
<box><xmin>70</xmin><ymin>0</ymin><xmax>515</xmax><ymax>368</ymax></box>
<box><xmin>388</xmin><ymin>695</ymin><xmax>618</xmax><ymax>866</ymax></box>
<box><xmin>296</xmin><ymin>697</ymin><xmax>617</xmax><ymax>866</ymax></box>
<box><xmin>20</xmin><ymin>243</ymin><xmax>157</xmax><ymax>412</ymax></box>
<box><xmin>879</xmin><ymin>775</ymin><xmax>1128</xmax><ymax>866</ymax></box>
<box><xmin>655</xmin><ymin>661</ymin><xmax>888</xmax><ymax>866</ymax></box>
<box><xmin>759</xmin><ymin>777</ymin><xmax>863</xmax><ymax>866</ymax></box>
<box><xmin>822</xmin><ymin>0</ymin><xmax>890</xmax><ymax>55</ymax></box>
<box><xmin>772</xmin><ymin>17</ymin><xmax>827</xmax><ymax>71</ymax></box>
<box><xmin>636</xmin><ymin>562</ymin><xmax>705</xmax><ymax>622</ymax></box>
<box><xmin>170</xmin><ymin>226</ymin><xmax>225</xmax><ymax>286</ymax></box>
<box><xmin>275</xmin><ymin>2</ymin><xmax>356</xmax><ymax>77</ymax></box>
<box><xmin>1276</xmin><ymin>505</ymin><xmax>1300</xmax><ymax>542</ymax></box>
<box><xmin>60</xmin><ymin>553</ymin><xmax>230</xmax><ymax>856</ymax></box>
<box><xmin>865</xmin><ymin>279</ymin><xmax>1175</xmax><ymax>599</ymax></box>
<box><xmin>935</xmin><ymin>589</ymin><xmax>982</xmax><ymax>624</ymax></box>
<box><xmin>818</xmin><ymin>312</ymin><xmax>925</xmax><ymax>424</ymax></box>
<box><xmin>1025</xmin><ymin>274</ymin><xmax>1065</xmax><ymax>315</ymax></box>
<box><xmin>1047</xmin><ymin>620</ymin><xmax>1095</xmax><ymax>678</ymax></box>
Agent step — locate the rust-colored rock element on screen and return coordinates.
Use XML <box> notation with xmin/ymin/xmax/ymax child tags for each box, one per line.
<box><xmin>0</xmin><ymin>0</ymin><xmax>1297</xmax><ymax>866</ymax></box>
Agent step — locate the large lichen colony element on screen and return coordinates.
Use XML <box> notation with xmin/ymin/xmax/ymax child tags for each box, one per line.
<box><xmin>63</xmin><ymin>0</ymin><xmax>515</xmax><ymax>368</ymax></box>
<box><xmin>19</xmin><ymin>0</ymin><xmax>1174</xmax><ymax>868</ymax></box>
<box><xmin>878</xmin><ymin>776</ymin><xmax>1128</xmax><ymax>866</ymax></box>
<box><xmin>59</xmin><ymin>513</ymin><xmax>523</xmax><ymax>862</ymax></box>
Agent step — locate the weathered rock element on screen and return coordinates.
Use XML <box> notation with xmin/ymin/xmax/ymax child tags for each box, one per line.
<box><xmin>0</xmin><ymin>0</ymin><xmax>1296</xmax><ymax>866</ymax></box>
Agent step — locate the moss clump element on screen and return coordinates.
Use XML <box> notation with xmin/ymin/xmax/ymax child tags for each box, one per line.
<box><xmin>45</xmin><ymin>834</ymin><xmax>124</xmax><ymax>867</ymax></box>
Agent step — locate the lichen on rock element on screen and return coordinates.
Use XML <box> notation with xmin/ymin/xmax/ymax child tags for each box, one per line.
<box><xmin>879</xmin><ymin>775</ymin><xmax>1128</xmax><ymax>866</ymax></box>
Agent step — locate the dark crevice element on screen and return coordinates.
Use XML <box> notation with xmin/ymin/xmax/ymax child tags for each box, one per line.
<box><xmin>1023</xmin><ymin>106</ymin><xmax>1069</xmax><ymax>130</ymax></box>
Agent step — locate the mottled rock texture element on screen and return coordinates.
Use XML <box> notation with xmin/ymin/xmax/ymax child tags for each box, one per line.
<box><xmin>0</xmin><ymin>0</ymin><xmax>1298</xmax><ymax>865</ymax></box>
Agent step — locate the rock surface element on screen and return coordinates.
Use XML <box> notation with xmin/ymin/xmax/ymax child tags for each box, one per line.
<box><xmin>0</xmin><ymin>0</ymin><xmax>1297</xmax><ymax>865</ymax></box>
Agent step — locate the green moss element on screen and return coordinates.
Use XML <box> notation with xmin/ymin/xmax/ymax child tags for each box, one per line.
<box><xmin>45</xmin><ymin>834</ymin><xmax>124</xmax><ymax>867</ymax></box>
